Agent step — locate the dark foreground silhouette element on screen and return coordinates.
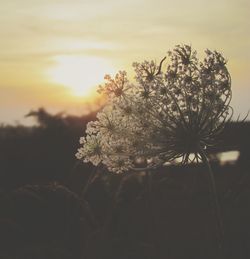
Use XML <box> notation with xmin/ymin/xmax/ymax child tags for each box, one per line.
<box><xmin>0</xmin><ymin>108</ymin><xmax>249</xmax><ymax>259</ymax></box>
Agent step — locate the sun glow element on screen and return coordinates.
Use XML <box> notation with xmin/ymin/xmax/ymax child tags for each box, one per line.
<box><xmin>48</xmin><ymin>56</ymin><xmax>116</xmax><ymax>98</ymax></box>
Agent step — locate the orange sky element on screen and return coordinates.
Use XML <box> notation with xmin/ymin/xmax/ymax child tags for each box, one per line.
<box><xmin>0</xmin><ymin>0</ymin><xmax>249</xmax><ymax>125</ymax></box>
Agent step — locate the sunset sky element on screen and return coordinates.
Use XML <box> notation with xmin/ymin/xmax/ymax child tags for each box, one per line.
<box><xmin>0</xmin><ymin>0</ymin><xmax>249</xmax><ymax>125</ymax></box>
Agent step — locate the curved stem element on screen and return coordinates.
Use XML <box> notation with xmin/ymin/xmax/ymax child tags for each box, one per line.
<box><xmin>145</xmin><ymin>170</ymin><xmax>158</xmax><ymax>259</ymax></box>
<box><xmin>199</xmin><ymin>147</ymin><xmax>225</xmax><ymax>259</ymax></box>
<box><xmin>81</xmin><ymin>166</ymin><xmax>98</xmax><ymax>198</ymax></box>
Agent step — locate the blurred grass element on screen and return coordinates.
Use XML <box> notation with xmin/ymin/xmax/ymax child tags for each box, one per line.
<box><xmin>0</xmin><ymin>108</ymin><xmax>250</xmax><ymax>258</ymax></box>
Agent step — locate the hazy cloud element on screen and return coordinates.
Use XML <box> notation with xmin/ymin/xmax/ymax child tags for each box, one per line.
<box><xmin>0</xmin><ymin>0</ymin><xmax>249</xmax><ymax>123</ymax></box>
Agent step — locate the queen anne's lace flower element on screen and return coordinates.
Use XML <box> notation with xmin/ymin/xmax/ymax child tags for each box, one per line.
<box><xmin>76</xmin><ymin>134</ymin><xmax>103</xmax><ymax>166</ymax></box>
<box><xmin>76</xmin><ymin>45</ymin><xmax>232</xmax><ymax>173</ymax></box>
<box><xmin>97</xmin><ymin>71</ymin><xmax>132</xmax><ymax>100</ymax></box>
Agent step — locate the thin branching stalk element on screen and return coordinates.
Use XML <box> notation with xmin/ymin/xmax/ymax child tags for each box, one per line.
<box><xmin>199</xmin><ymin>147</ymin><xmax>225</xmax><ymax>259</ymax></box>
<box><xmin>81</xmin><ymin>166</ymin><xmax>99</xmax><ymax>198</ymax></box>
<box><xmin>145</xmin><ymin>170</ymin><xmax>160</xmax><ymax>259</ymax></box>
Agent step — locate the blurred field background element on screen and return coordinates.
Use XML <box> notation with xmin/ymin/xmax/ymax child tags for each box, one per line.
<box><xmin>0</xmin><ymin>108</ymin><xmax>249</xmax><ymax>258</ymax></box>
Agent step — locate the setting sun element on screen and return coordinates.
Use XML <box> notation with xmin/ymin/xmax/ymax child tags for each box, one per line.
<box><xmin>48</xmin><ymin>56</ymin><xmax>116</xmax><ymax>98</ymax></box>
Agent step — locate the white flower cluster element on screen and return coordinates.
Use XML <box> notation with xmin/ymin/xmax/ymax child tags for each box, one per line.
<box><xmin>76</xmin><ymin>45</ymin><xmax>232</xmax><ymax>173</ymax></box>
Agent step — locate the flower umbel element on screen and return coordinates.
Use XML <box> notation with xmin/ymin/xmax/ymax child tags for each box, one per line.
<box><xmin>76</xmin><ymin>45</ymin><xmax>232</xmax><ymax>173</ymax></box>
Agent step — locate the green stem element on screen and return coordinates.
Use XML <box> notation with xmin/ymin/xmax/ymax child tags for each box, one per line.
<box><xmin>199</xmin><ymin>148</ymin><xmax>225</xmax><ymax>259</ymax></box>
<box><xmin>81</xmin><ymin>166</ymin><xmax>98</xmax><ymax>198</ymax></box>
<box><xmin>145</xmin><ymin>170</ymin><xmax>160</xmax><ymax>259</ymax></box>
